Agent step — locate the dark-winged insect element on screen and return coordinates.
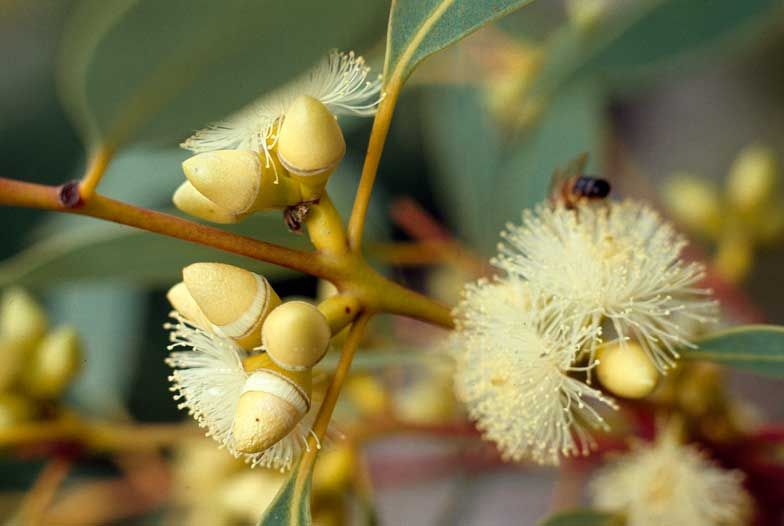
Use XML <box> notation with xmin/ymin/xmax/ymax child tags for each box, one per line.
<box><xmin>549</xmin><ymin>153</ymin><xmax>611</xmax><ymax>209</ymax></box>
<box><xmin>283</xmin><ymin>200</ymin><xmax>318</xmax><ymax>233</ymax></box>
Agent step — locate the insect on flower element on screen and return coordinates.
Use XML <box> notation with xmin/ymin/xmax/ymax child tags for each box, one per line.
<box><xmin>549</xmin><ymin>153</ymin><xmax>611</xmax><ymax>209</ymax></box>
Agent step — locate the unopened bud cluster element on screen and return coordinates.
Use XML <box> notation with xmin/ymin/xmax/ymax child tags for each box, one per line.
<box><xmin>167</xmin><ymin>262</ymin><xmax>352</xmax><ymax>465</ymax></box>
<box><xmin>0</xmin><ymin>288</ymin><xmax>83</xmax><ymax>428</ymax></box>
<box><xmin>663</xmin><ymin>144</ymin><xmax>783</xmax><ymax>283</ymax></box>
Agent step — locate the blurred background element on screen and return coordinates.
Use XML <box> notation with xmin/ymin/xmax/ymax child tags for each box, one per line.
<box><xmin>2</xmin><ymin>0</ymin><xmax>784</xmax><ymax>524</ymax></box>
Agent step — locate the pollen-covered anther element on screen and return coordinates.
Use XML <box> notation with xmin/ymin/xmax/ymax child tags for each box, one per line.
<box><xmin>231</xmin><ymin>370</ymin><xmax>311</xmax><ymax>454</ymax></box>
<box><xmin>183</xmin><ymin>263</ymin><xmax>280</xmax><ymax>349</ymax></box>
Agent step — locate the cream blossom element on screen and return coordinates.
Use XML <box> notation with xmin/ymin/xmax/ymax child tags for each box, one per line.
<box><xmin>453</xmin><ymin>278</ymin><xmax>616</xmax><ymax>465</ymax></box>
<box><xmin>591</xmin><ymin>428</ymin><xmax>753</xmax><ymax>526</ymax></box>
<box><xmin>165</xmin><ymin>314</ymin><xmax>319</xmax><ymax>472</ymax></box>
<box><xmin>496</xmin><ymin>199</ymin><xmax>716</xmax><ymax>371</ymax></box>
<box><xmin>181</xmin><ymin>50</ymin><xmax>382</xmax><ymax>166</ymax></box>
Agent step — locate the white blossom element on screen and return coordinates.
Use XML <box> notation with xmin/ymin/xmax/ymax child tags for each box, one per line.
<box><xmin>496</xmin><ymin>199</ymin><xmax>716</xmax><ymax>370</ymax></box>
<box><xmin>165</xmin><ymin>314</ymin><xmax>318</xmax><ymax>472</ymax></box>
<box><xmin>453</xmin><ymin>278</ymin><xmax>616</xmax><ymax>465</ymax></box>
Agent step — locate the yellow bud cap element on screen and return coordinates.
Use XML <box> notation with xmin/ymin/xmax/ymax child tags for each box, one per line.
<box><xmin>727</xmin><ymin>145</ymin><xmax>779</xmax><ymax>214</ymax></box>
<box><xmin>662</xmin><ymin>175</ymin><xmax>722</xmax><ymax>237</ymax></box>
<box><xmin>0</xmin><ymin>392</ymin><xmax>37</xmax><ymax>428</ymax></box>
<box><xmin>173</xmin><ymin>181</ymin><xmax>242</xmax><ymax>224</ymax></box>
<box><xmin>183</xmin><ymin>263</ymin><xmax>281</xmax><ymax>349</ymax></box>
<box><xmin>596</xmin><ymin>341</ymin><xmax>659</xmax><ymax>399</ymax></box>
<box><xmin>277</xmin><ymin>96</ymin><xmax>345</xmax><ymax>180</ymax></box>
<box><xmin>231</xmin><ymin>370</ymin><xmax>310</xmax><ymax>454</ymax></box>
<box><xmin>23</xmin><ymin>325</ymin><xmax>83</xmax><ymax>399</ymax></box>
<box><xmin>0</xmin><ymin>288</ymin><xmax>48</xmax><ymax>344</ymax></box>
<box><xmin>166</xmin><ymin>282</ymin><xmax>211</xmax><ymax>329</ymax></box>
<box><xmin>262</xmin><ymin>301</ymin><xmax>331</xmax><ymax>371</ymax></box>
<box><xmin>182</xmin><ymin>150</ymin><xmax>261</xmax><ymax>214</ymax></box>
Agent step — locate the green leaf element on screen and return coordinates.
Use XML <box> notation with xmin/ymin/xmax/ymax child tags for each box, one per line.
<box><xmin>423</xmin><ymin>79</ymin><xmax>602</xmax><ymax>255</ymax></box>
<box><xmin>686</xmin><ymin>325</ymin><xmax>784</xmax><ymax>377</ymax></box>
<box><xmin>257</xmin><ymin>460</ymin><xmax>314</xmax><ymax>526</ymax></box>
<box><xmin>384</xmin><ymin>0</ymin><xmax>535</xmax><ymax>86</ymax></box>
<box><xmin>59</xmin><ymin>0</ymin><xmax>387</xmax><ymax>147</ymax></box>
<box><xmin>531</xmin><ymin>0</ymin><xmax>778</xmax><ymax>97</ymax></box>
<box><xmin>539</xmin><ymin>509</ymin><xmax>623</xmax><ymax>526</ymax></box>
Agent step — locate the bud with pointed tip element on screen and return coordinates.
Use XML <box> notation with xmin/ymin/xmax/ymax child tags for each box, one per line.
<box><xmin>262</xmin><ymin>301</ymin><xmax>331</xmax><ymax>371</ymax></box>
<box><xmin>173</xmin><ymin>181</ymin><xmax>243</xmax><ymax>224</ymax></box>
<box><xmin>182</xmin><ymin>150</ymin><xmax>301</xmax><ymax>215</ymax></box>
<box><xmin>22</xmin><ymin>325</ymin><xmax>83</xmax><ymax>399</ymax></box>
<box><xmin>183</xmin><ymin>263</ymin><xmax>280</xmax><ymax>350</ymax></box>
<box><xmin>231</xmin><ymin>367</ymin><xmax>311</xmax><ymax>454</ymax></box>
<box><xmin>0</xmin><ymin>288</ymin><xmax>48</xmax><ymax>344</ymax></box>
<box><xmin>277</xmin><ymin>96</ymin><xmax>345</xmax><ymax>195</ymax></box>
<box><xmin>596</xmin><ymin>341</ymin><xmax>659</xmax><ymax>399</ymax></box>
<box><xmin>166</xmin><ymin>282</ymin><xmax>212</xmax><ymax>330</ymax></box>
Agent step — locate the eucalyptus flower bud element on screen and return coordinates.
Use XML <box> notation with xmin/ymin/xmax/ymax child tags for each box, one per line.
<box><xmin>596</xmin><ymin>341</ymin><xmax>659</xmax><ymax>399</ymax></box>
<box><xmin>262</xmin><ymin>301</ymin><xmax>331</xmax><ymax>371</ymax></box>
<box><xmin>166</xmin><ymin>282</ymin><xmax>211</xmax><ymax>330</ymax></box>
<box><xmin>0</xmin><ymin>338</ymin><xmax>27</xmax><ymax>392</ymax></box>
<box><xmin>22</xmin><ymin>326</ymin><xmax>83</xmax><ymax>400</ymax></box>
<box><xmin>173</xmin><ymin>181</ymin><xmax>243</xmax><ymax>224</ymax></box>
<box><xmin>277</xmin><ymin>96</ymin><xmax>345</xmax><ymax>194</ymax></box>
<box><xmin>0</xmin><ymin>288</ymin><xmax>48</xmax><ymax>344</ymax></box>
<box><xmin>727</xmin><ymin>145</ymin><xmax>779</xmax><ymax>214</ymax></box>
<box><xmin>183</xmin><ymin>263</ymin><xmax>281</xmax><ymax>350</ymax></box>
<box><xmin>662</xmin><ymin>175</ymin><xmax>722</xmax><ymax>238</ymax></box>
<box><xmin>0</xmin><ymin>392</ymin><xmax>37</xmax><ymax>428</ymax></box>
<box><xmin>182</xmin><ymin>150</ymin><xmax>301</xmax><ymax>215</ymax></box>
<box><xmin>231</xmin><ymin>367</ymin><xmax>311</xmax><ymax>454</ymax></box>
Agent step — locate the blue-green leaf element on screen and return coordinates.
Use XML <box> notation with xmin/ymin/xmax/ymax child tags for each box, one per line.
<box><xmin>257</xmin><ymin>459</ymin><xmax>314</xmax><ymax>526</ymax></box>
<box><xmin>539</xmin><ymin>509</ymin><xmax>623</xmax><ymax>526</ymax></box>
<box><xmin>686</xmin><ymin>325</ymin><xmax>784</xmax><ymax>377</ymax></box>
<box><xmin>384</xmin><ymin>0</ymin><xmax>535</xmax><ymax>86</ymax></box>
<box><xmin>59</xmin><ymin>0</ymin><xmax>387</xmax><ymax>147</ymax></box>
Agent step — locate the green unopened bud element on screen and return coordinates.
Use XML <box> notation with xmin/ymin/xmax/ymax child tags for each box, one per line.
<box><xmin>0</xmin><ymin>392</ymin><xmax>37</xmax><ymax>428</ymax></box>
<box><xmin>596</xmin><ymin>341</ymin><xmax>659</xmax><ymax>399</ymax></box>
<box><xmin>277</xmin><ymin>96</ymin><xmax>345</xmax><ymax>195</ymax></box>
<box><xmin>23</xmin><ymin>325</ymin><xmax>83</xmax><ymax>399</ymax></box>
<box><xmin>727</xmin><ymin>145</ymin><xmax>779</xmax><ymax>214</ymax></box>
<box><xmin>662</xmin><ymin>174</ymin><xmax>722</xmax><ymax>238</ymax></box>
<box><xmin>173</xmin><ymin>181</ymin><xmax>243</xmax><ymax>224</ymax></box>
<box><xmin>0</xmin><ymin>288</ymin><xmax>48</xmax><ymax>344</ymax></box>
<box><xmin>182</xmin><ymin>150</ymin><xmax>301</xmax><ymax>215</ymax></box>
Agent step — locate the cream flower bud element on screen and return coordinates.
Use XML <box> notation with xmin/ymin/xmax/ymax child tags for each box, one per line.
<box><xmin>727</xmin><ymin>145</ymin><xmax>779</xmax><ymax>214</ymax></box>
<box><xmin>662</xmin><ymin>175</ymin><xmax>722</xmax><ymax>238</ymax></box>
<box><xmin>173</xmin><ymin>181</ymin><xmax>243</xmax><ymax>224</ymax></box>
<box><xmin>22</xmin><ymin>325</ymin><xmax>83</xmax><ymax>399</ymax></box>
<box><xmin>262</xmin><ymin>301</ymin><xmax>331</xmax><ymax>371</ymax></box>
<box><xmin>166</xmin><ymin>282</ymin><xmax>211</xmax><ymax>330</ymax></box>
<box><xmin>0</xmin><ymin>288</ymin><xmax>48</xmax><ymax>344</ymax></box>
<box><xmin>182</xmin><ymin>150</ymin><xmax>302</xmax><ymax>215</ymax></box>
<box><xmin>277</xmin><ymin>96</ymin><xmax>345</xmax><ymax>190</ymax></box>
<box><xmin>231</xmin><ymin>369</ymin><xmax>311</xmax><ymax>454</ymax></box>
<box><xmin>183</xmin><ymin>263</ymin><xmax>280</xmax><ymax>350</ymax></box>
<box><xmin>596</xmin><ymin>341</ymin><xmax>659</xmax><ymax>399</ymax></box>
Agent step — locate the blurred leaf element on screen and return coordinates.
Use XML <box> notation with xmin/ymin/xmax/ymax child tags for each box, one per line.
<box><xmin>423</xmin><ymin>79</ymin><xmax>602</xmax><ymax>255</ymax></box>
<box><xmin>59</xmin><ymin>0</ymin><xmax>387</xmax><ymax>147</ymax></box>
<box><xmin>0</xmin><ymin>149</ymin><xmax>386</xmax><ymax>289</ymax></box>
<box><xmin>532</xmin><ymin>0</ymin><xmax>779</xmax><ymax>96</ymax></box>
<box><xmin>687</xmin><ymin>325</ymin><xmax>784</xmax><ymax>377</ymax></box>
<box><xmin>384</xmin><ymin>0</ymin><xmax>534</xmax><ymax>85</ymax></box>
<box><xmin>539</xmin><ymin>510</ymin><xmax>623</xmax><ymax>526</ymax></box>
<box><xmin>257</xmin><ymin>461</ymin><xmax>313</xmax><ymax>526</ymax></box>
